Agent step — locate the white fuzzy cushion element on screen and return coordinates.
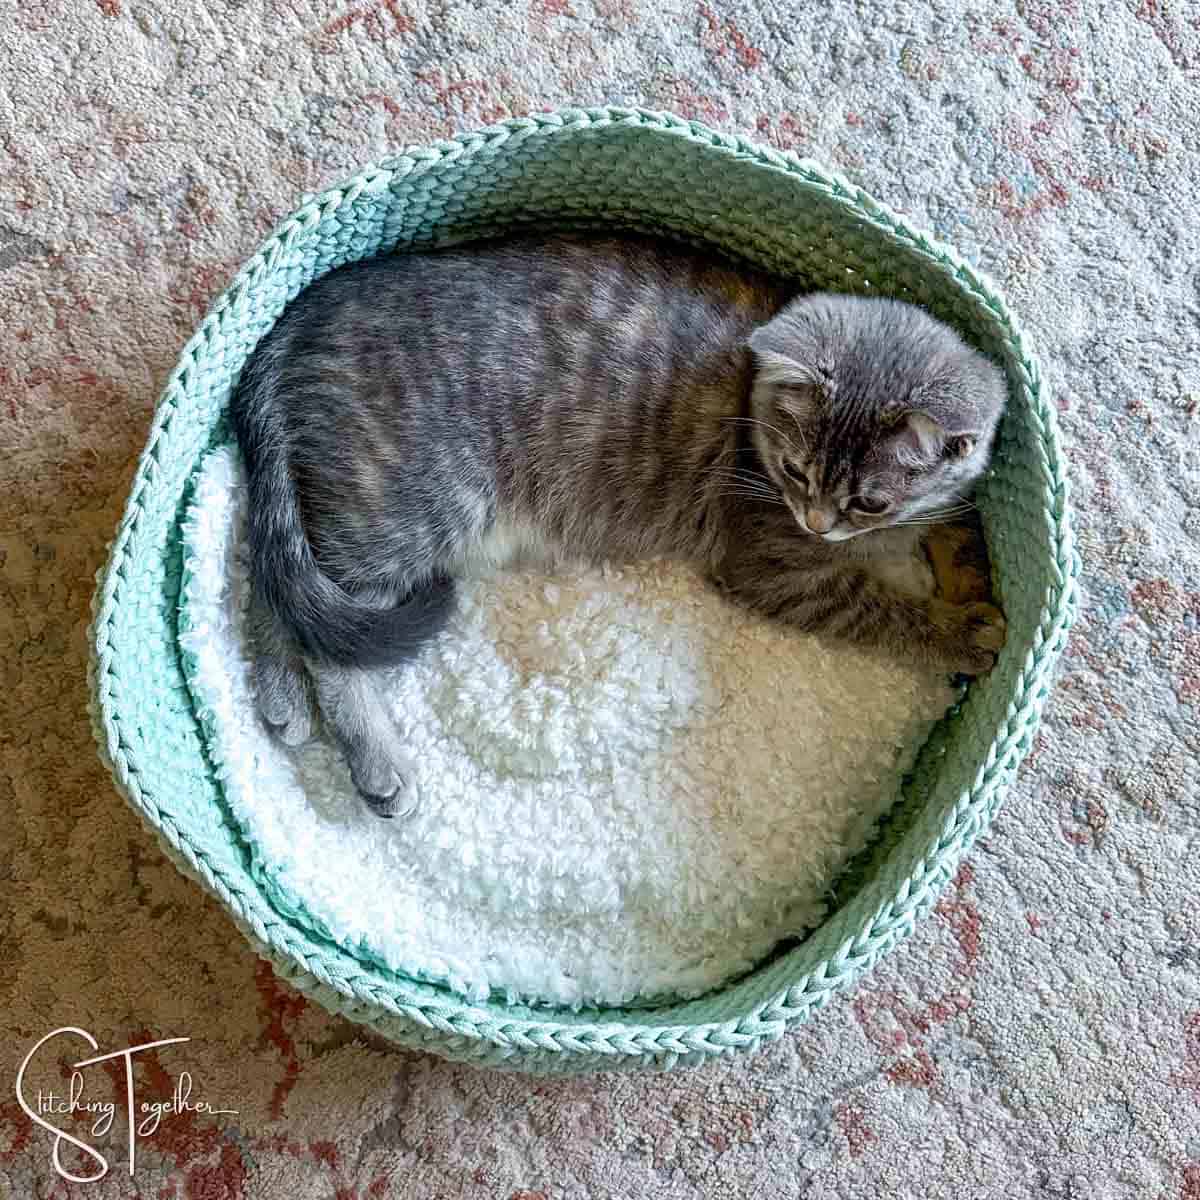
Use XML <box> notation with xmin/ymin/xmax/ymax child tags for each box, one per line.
<box><xmin>180</xmin><ymin>447</ymin><xmax>954</xmax><ymax>1010</ymax></box>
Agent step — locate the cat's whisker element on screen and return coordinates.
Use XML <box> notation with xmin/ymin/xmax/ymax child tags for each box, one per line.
<box><xmin>712</xmin><ymin>488</ymin><xmax>785</xmax><ymax>502</ymax></box>
<box><xmin>706</xmin><ymin>469</ymin><xmax>779</xmax><ymax>490</ymax></box>
<box><xmin>888</xmin><ymin>514</ymin><xmax>974</xmax><ymax>527</ymax></box>
<box><xmin>712</xmin><ymin>483</ymin><xmax>782</xmax><ymax>493</ymax></box>
<box><xmin>696</xmin><ymin>470</ymin><xmax>777</xmax><ymax>504</ymax></box>
<box><xmin>705</xmin><ymin>471</ymin><xmax>780</xmax><ymax>491</ymax></box>
<box><xmin>898</xmin><ymin>504</ymin><xmax>977</xmax><ymax>523</ymax></box>
<box><xmin>695</xmin><ymin>451</ymin><xmax>780</xmax><ymax>496</ymax></box>
<box><xmin>786</xmin><ymin>410</ymin><xmax>810</xmax><ymax>454</ymax></box>
<box><xmin>713</xmin><ymin>490</ymin><xmax>788</xmax><ymax>506</ymax></box>
<box><xmin>706</xmin><ymin>464</ymin><xmax>773</xmax><ymax>476</ymax></box>
<box><xmin>720</xmin><ymin>415</ymin><xmax>801</xmax><ymax>456</ymax></box>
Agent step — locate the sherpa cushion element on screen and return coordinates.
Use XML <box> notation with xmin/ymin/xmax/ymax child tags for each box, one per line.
<box><xmin>179</xmin><ymin>445</ymin><xmax>957</xmax><ymax>1010</ymax></box>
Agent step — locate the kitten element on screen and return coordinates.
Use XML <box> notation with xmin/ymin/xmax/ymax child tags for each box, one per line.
<box><xmin>231</xmin><ymin>234</ymin><xmax>1006</xmax><ymax>816</ymax></box>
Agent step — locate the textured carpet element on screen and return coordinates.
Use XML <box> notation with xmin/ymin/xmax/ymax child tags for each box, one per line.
<box><xmin>3</xmin><ymin>2</ymin><xmax>1198</xmax><ymax>1197</ymax></box>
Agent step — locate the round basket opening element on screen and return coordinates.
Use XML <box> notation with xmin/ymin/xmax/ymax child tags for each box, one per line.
<box><xmin>90</xmin><ymin>107</ymin><xmax>1078</xmax><ymax>1073</ymax></box>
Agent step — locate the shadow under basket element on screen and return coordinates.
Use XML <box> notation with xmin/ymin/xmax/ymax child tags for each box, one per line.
<box><xmin>89</xmin><ymin>106</ymin><xmax>1080</xmax><ymax>1074</ymax></box>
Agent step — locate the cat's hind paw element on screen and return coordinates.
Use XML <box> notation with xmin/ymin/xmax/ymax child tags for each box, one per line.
<box><xmin>348</xmin><ymin>747</ymin><xmax>419</xmax><ymax>819</ymax></box>
<box><xmin>256</xmin><ymin>658</ymin><xmax>317</xmax><ymax>747</ymax></box>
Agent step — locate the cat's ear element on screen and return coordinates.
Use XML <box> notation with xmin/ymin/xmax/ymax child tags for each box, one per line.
<box><xmin>748</xmin><ymin>328</ymin><xmax>828</xmax><ymax>390</ymax></box>
<box><xmin>753</xmin><ymin>352</ymin><xmax>823</xmax><ymax>424</ymax></box>
<box><xmin>751</xmin><ymin>347</ymin><xmax>822</xmax><ymax>390</ymax></box>
<box><xmin>885</xmin><ymin>409</ymin><xmax>946</xmax><ymax>464</ymax></box>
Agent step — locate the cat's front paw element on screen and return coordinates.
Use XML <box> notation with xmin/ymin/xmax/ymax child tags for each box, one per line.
<box><xmin>933</xmin><ymin>600</ymin><xmax>1007</xmax><ymax>675</ymax></box>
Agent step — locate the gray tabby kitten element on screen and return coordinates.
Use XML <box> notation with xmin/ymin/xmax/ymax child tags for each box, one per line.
<box><xmin>231</xmin><ymin>234</ymin><xmax>1006</xmax><ymax>816</ymax></box>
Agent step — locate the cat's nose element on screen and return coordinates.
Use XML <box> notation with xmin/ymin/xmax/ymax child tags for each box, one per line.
<box><xmin>805</xmin><ymin>507</ymin><xmax>835</xmax><ymax>534</ymax></box>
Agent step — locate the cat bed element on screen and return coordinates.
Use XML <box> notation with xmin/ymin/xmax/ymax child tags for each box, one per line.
<box><xmin>90</xmin><ymin>106</ymin><xmax>1079</xmax><ymax>1073</ymax></box>
<box><xmin>180</xmin><ymin>445</ymin><xmax>956</xmax><ymax>1010</ymax></box>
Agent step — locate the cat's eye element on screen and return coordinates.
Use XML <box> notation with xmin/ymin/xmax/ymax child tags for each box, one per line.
<box><xmin>850</xmin><ymin>495</ymin><xmax>891</xmax><ymax>515</ymax></box>
<box><xmin>782</xmin><ymin>461</ymin><xmax>808</xmax><ymax>486</ymax></box>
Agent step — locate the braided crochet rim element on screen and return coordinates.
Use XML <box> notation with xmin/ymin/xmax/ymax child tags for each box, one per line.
<box><xmin>88</xmin><ymin>106</ymin><xmax>1080</xmax><ymax>1073</ymax></box>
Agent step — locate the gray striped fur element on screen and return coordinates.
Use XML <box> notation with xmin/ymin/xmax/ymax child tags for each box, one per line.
<box><xmin>230</xmin><ymin>234</ymin><xmax>1006</xmax><ymax>813</ymax></box>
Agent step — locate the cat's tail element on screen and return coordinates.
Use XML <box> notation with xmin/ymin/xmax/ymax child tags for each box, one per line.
<box><xmin>229</xmin><ymin>347</ymin><xmax>455</xmax><ymax>669</ymax></box>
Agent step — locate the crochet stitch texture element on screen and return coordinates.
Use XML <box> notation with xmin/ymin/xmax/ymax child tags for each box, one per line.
<box><xmin>89</xmin><ymin>106</ymin><xmax>1079</xmax><ymax>1074</ymax></box>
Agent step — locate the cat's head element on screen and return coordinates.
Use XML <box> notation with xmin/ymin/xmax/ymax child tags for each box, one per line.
<box><xmin>746</xmin><ymin>294</ymin><xmax>1007</xmax><ymax>542</ymax></box>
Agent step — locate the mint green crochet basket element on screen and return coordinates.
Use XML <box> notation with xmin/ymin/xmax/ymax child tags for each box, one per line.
<box><xmin>89</xmin><ymin>106</ymin><xmax>1079</xmax><ymax>1074</ymax></box>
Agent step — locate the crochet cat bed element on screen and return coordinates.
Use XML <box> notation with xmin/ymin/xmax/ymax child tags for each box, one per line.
<box><xmin>90</xmin><ymin>107</ymin><xmax>1079</xmax><ymax>1073</ymax></box>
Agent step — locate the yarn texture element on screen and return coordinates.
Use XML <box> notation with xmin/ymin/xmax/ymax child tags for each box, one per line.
<box><xmin>88</xmin><ymin>106</ymin><xmax>1079</xmax><ymax>1074</ymax></box>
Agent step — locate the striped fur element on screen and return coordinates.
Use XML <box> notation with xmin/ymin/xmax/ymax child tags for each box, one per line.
<box><xmin>230</xmin><ymin>234</ymin><xmax>1006</xmax><ymax>811</ymax></box>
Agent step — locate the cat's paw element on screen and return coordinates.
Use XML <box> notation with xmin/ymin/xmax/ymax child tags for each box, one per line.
<box><xmin>256</xmin><ymin>662</ymin><xmax>316</xmax><ymax>747</ymax></box>
<box><xmin>262</xmin><ymin>708</ymin><xmax>316</xmax><ymax>748</ymax></box>
<box><xmin>933</xmin><ymin>600</ymin><xmax>1007</xmax><ymax>675</ymax></box>
<box><xmin>956</xmin><ymin>601</ymin><xmax>1007</xmax><ymax>674</ymax></box>
<box><xmin>965</xmin><ymin>601</ymin><xmax>1007</xmax><ymax>652</ymax></box>
<box><xmin>347</xmin><ymin>746</ymin><xmax>419</xmax><ymax>819</ymax></box>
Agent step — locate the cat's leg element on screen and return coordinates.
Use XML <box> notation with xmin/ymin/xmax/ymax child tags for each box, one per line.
<box><xmin>827</xmin><ymin>581</ymin><xmax>1005</xmax><ymax>675</ymax></box>
<box><xmin>715</xmin><ymin>561</ymin><xmax>1005</xmax><ymax>675</ymax></box>
<box><xmin>923</xmin><ymin>521</ymin><xmax>994</xmax><ymax>605</ymax></box>
<box><xmin>849</xmin><ymin>523</ymin><xmax>1003</xmax><ymax>669</ymax></box>
<box><xmin>307</xmin><ymin>658</ymin><xmax>418</xmax><ymax>819</ymax></box>
<box><xmin>248</xmin><ymin>593</ymin><xmax>316</xmax><ymax>746</ymax></box>
<box><xmin>871</xmin><ymin>549</ymin><xmax>937</xmax><ymax>600</ymax></box>
<box><xmin>305</xmin><ymin>574</ymin><xmax>458</xmax><ymax>817</ymax></box>
<box><xmin>902</xmin><ymin>595</ymin><xmax>1007</xmax><ymax>674</ymax></box>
